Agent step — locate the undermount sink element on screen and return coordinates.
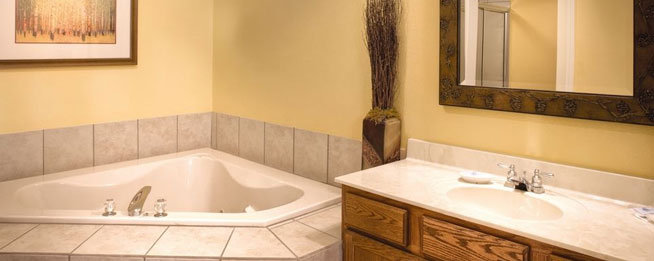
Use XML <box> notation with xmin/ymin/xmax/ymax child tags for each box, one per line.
<box><xmin>447</xmin><ymin>187</ymin><xmax>564</xmax><ymax>221</ymax></box>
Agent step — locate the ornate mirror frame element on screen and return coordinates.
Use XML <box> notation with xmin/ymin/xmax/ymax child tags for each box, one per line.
<box><xmin>439</xmin><ymin>0</ymin><xmax>654</xmax><ymax>126</ymax></box>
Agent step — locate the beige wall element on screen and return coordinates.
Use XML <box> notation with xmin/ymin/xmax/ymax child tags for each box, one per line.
<box><xmin>508</xmin><ymin>0</ymin><xmax>558</xmax><ymax>90</ymax></box>
<box><xmin>213</xmin><ymin>0</ymin><xmax>371</xmax><ymax>139</ymax></box>
<box><xmin>0</xmin><ymin>0</ymin><xmax>214</xmax><ymax>134</ymax></box>
<box><xmin>214</xmin><ymin>0</ymin><xmax>654</xmax><ymax>179</ymax></box>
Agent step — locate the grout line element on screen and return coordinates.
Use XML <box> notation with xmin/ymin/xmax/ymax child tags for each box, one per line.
<box><xmin>263</xmin><ymin>123</ymin><xmax>267</xmax><ymax>166</ymax></box>
<box><xmin>137</xmin><ymin>119</ymin><xmax>141</xmax><ymax>159</ymax></box>
<box><xmin>0</xmin><ymin>224</ymin><xmax>40</xmax><ymax>250</ymax></box>
<box><xmin>295</xmin><ymin>219</ymin><xmax>340</xmax><ymax>241</ymax></box>
<box><xmin>92</xmin><ymin>125</ymin><xmax>95</xmax><ymax>167</ymax></box>
<box><xmin>41</xmin><ymin>130</ymin><xmax>45</xmax><ymax>177</ymax></box>
<box><xmin>144</xmin><ymin>226</ymin><xmax>169</xmax><ymax>257</ymax></box>
<box><xmin>267</xmin><ymin>227</ymin><xmax>298</xmax><ymax>259</ymax></box>
<box><xmin>219</xmin><ymin>227</ymin><xmax>235</xmax><ymax>258</ymax></box>
<box><xmin>292</xmin><ymin>127</ymin><xmax>296</xmax><ymax>174</ymax></box>
<box><xmin>69</xmin><ymin>224</ymin><xmax>104</xmax><ymax>255</ymax></box>
<box><xmin>326</xmin><ymin>135</ymin><xmax>330</xmax><ymax>184</ymax></box>
<box><xmin>176</xmin><ymin>115</ymin><xmax>180</xmax><ymax>153</ymax></box>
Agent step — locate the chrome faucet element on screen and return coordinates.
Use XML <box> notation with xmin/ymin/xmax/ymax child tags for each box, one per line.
<box><xmin>498</xmin><ymin>164</ymin><xmax>554</xmax><ymax>194</ymax></box>
<box><xmin>498</xmin><ymin>163</ymin><xmax>522</xmax><ymax>189</ymax></box>
<box><xmin>530</xmin><ymin>169</ymin><xmax>554</xmax><ymax>194</ymax></box>
<box><xmin>128</xmin><ymin>186</ymin><xmax>151</xmax><ymax>216</ymax></box>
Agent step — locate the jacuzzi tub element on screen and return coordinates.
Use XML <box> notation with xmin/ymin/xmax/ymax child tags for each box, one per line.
<box><xmin>0</xmin><ymin>149</ymin><xmax>341</xmax><ymax>226</ymax></box>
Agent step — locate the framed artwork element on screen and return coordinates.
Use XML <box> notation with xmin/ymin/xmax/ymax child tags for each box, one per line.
<box><xmin>0</xmin><ymin>0</ymin><xmax>137</xmax><ymax>67</ymax></box>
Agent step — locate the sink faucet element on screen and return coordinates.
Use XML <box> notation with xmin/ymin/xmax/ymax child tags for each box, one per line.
<box><xmin>498</xmin><ymin>164</ymin><xmax>554</xmax><ymax>194</ymax></box>
<box><xmin>530</xmin><ymin>169</ymin><xmax>555</xmax><ymax>194</ymax></box>
<box><xmin>128</xmin><ymin>186</ymin><xmax>151</xmax><ymax>216</ymax></box>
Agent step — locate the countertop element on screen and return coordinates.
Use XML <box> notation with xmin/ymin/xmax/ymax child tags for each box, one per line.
<box><xmin>335</xmin><ymin>159</ymin><xmax>654</xmax><ymax>261</ymax></box>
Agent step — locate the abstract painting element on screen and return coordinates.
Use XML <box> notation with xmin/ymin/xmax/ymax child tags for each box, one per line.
<box><xmin>15</xmin><ymin>0</ymin><xmax>117</xmax><ymax>44</ymax></box>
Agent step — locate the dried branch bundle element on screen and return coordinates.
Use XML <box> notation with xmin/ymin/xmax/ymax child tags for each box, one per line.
<box><xmin>365</xmin><ymin>0</ymin><xmax>401</xmax><ymax>112</ymax></box>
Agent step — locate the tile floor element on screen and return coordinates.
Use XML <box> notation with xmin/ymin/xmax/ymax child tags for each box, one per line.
<box><xmin>0</xmin><ymin>205</ymin><xmax>342</xmax><ymax>261</ymax></box>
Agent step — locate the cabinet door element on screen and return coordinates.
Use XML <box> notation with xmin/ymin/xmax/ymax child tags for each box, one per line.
<box><xmin>344</xmin><ymin>230</ymin><xmax>424</xmax><ymax>261</ymax></box>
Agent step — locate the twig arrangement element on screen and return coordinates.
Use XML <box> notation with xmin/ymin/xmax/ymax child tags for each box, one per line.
<box><xmin>365</xmin><ymin>0</ymin><xmax>401</xmax><ymax>114</ymax></box>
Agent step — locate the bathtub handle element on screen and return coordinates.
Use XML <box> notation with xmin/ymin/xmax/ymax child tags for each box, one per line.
<box><xmin>128</xmin><ymin>186</ymin><xmax>151</xmax><ymax>216</ymax></box>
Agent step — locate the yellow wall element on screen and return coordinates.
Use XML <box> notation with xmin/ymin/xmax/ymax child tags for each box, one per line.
<box><xmin>213</xmin><ymin>0</ymin><xmax>654</xmax><ymax>179</ymax></box>
<box><xmin>508</xmin><ymin>0</ymin><xmax>558</xmax><ymax>91</ymax></box>
<box><xmin>574</xmin><ymin>0</ymin><xmax>633</xmax><ymax>96</ymax></box>
<box><xmin>212</xmin><ymin>0</ymin><xmax>371</xmax><ymax>139</ymax></box>
<box><xmin>0</xmin><ymin>0</ymin><xmax>214</xmax><ymax>134</ymax></box>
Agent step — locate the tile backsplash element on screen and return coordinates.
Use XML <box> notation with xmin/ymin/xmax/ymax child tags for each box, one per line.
<box><xmin>407</xmin><ymin>138</ymin><xmax>654</xmax><ymax>206</ymax></box>
<box><xmin>0</xmin><ymin>112</ymin><xmax>362</xmax><ymax>187</ymax></box>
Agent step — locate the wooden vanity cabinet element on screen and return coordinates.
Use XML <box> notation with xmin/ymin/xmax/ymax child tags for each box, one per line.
<box><xmin>342</xmin><ymin>185</ymin><xmax>603</xmax><ymax>261</ymax></box>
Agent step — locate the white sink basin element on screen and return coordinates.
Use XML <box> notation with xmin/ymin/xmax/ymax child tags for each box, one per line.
<box><xmin>447</xmin><ymin>187</ymin><xmax>564</xmax><ymax>221</ymax></box>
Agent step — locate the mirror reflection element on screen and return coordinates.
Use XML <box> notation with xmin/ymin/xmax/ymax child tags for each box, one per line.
<box><xmin>458</xmin><ymin>0</ymin><xmax>634</xmax><ymax>96</ymax></box>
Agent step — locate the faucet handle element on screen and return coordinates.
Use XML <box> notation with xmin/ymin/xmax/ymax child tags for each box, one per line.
<box><xmin>531</xmin><ymin>169</ymin><xmax>554</xmax><ymax>194</ymax></box>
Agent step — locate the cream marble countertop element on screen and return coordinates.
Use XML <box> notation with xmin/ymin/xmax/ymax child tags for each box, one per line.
<box><xmin>335</xmin><ymin>159</ymin><xmax>654</xmax><ymax>261</ymax></box>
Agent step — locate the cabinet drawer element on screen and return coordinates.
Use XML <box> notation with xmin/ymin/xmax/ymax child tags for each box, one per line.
<box><xmin>422</xmin><ymin>216</ymin><xmax>528</xmax><ymax>261</ymax></box>
<box><xmin>344</xmin><ymin>192</ymin><xmax>408</xmax><ymax>246</ymax></box>
<box><xmin>344</xmin><ymin>230</ymin><xmax>425</xmax><ymax>261</ymax></box>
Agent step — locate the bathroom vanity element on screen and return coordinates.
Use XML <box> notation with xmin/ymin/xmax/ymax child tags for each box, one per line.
<box><xmin>336</xmin><ymin>140</ymin><xmax>654</xmax><ymax>261</ymax></box>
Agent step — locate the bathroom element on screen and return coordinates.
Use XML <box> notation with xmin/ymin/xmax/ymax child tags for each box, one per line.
<box><xmin>0</xmin><ymin>0</ymin><xmax>652</xmax><ymax>260</ymax></box>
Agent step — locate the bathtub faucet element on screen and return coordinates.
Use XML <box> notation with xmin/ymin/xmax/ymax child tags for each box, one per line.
<box><xmin>128</xmin><ymin>186</ymin><xmax>152</xmax><ymax>216</ymax></box>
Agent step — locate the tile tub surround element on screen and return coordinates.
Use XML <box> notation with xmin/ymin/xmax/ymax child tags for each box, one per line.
<box><xmin>0</xmin><ymin>113</ymin><xmax>213</xmax><ymax>183</ymax></box>
<box><xmin>44</xmin><ymin>125</ymin><xmax>94</xmax><ymax>174</ymax></box>
<box><xmin>0</xmin><ymin>204</ymin><xmax>343</xmax><ymax>261</ymax></box>
<box><xmin>0</xmin><ymin>131</ymin><xmax>43</xmax><ymax>182</ymax></box>
<box><xmin>94</xmin><ymin>121</ymin><xmax>138</xmax><ymax>166</ymax></box>
<box><xmin>213</xmin><ymin>112</ymin><xmax>364</xmax><ymax>186</ymax></box>
<box><xmin>0</xmin><ymin>111</ymin><xmax>362</xmax><ymax>187</ymax></box>
<box><xmin>407</xmin><ymin>139</ymin><xmax>654</xmax><ymax>206</ymax></box>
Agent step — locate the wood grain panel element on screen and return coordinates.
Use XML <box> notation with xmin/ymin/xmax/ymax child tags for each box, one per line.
<box><xmin>344</xmin><ymin>192</ymin><xmax>408</xmax><ymax>246</ymax></box>
<box><xmin>422</xmin><ymin>216</ymin><xmax>528</xmax><ymax>261</ymax></box>
<box><xmin>344</xmin><ymin>230</ymin><xmax>425</xmax><ymax>261</ymax></box>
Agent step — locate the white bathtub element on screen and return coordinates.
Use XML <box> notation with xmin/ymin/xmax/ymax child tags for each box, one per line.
<box><xmin>0</xmin><ymin>149</ymin><xmax>341</xmax><ymax>226</ymax></box>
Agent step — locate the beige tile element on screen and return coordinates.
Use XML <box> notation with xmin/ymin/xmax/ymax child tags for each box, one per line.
<box><xmin>265</xmin><ymin>123</ymin><xmax>294</xmax><ymax>173</ymax></box>
<box><xmin>0</xmin><ymin>254</ymin><xmax>68</xmax><ymax>261</ymax></box>
<box><xmin>147</xmin><ymin>226</ymin><xmax>232</xmax><ymax>257</ymax></box>
<box><xmin>44</xmin><ymin>125</ymin><xmax>93</xmax><ymax>174</ymax></box>
<box><xmin>74</xmin><ymin>226</ymin><xmax>166</xmax><ymax>256</ymax></box>
<box><xmin>328</xmin><ymin>136</ymin><xmax>362</xmax><ymax>186</ymax></box>
<box><xmin>71</xmin><ymin>256</ymin><xmax>144</xmax><ymax>261</ymax></box>
<box><xmin>178</xmin><ymin>113</ymin><xmax>212</xmax><ymax>152</ymax></box>
<box><xmin>0</xmin><ymin>131</ymin><xmax>43</xmax><ymax>182</ymax></box>
<box><xmin>297</xmin><ymin>205</ymin><xmax>342</xmax><ymax>239</ymax></box>
<box><xmin>215</xmin><ymin>113</ymin><xmax>239</xmax><ymax>155</ymax></box>
<box><xmin>294</xmin><ymin>129</ymin><xmax>328</xmax><ymax>183</ymax></box>
<box><xmin>0</xmin><ymin>224</ymin><xmax>101</xmax><ymax>254</ymax></box>
<box><xmin>299</xmin><ymin>242</ymin><xmax>342</xmax><ymax>261</ymax></box>
<box><xmin>138</xmin><ymin>116</ymin><xmax>178</xmax><ymax>158</ymax></box>
<box><xmin>238</xmin><ymin>118</ymin><xmax>264</xmax><ymax>163</ymax></box>
<box><xmin>0</xmin><ymin>224</ymin><xmax>37</xmax><ymax>249</ymax></box>
<box><xmin>222</xmin><ymin>228</ymin><xmax>294</xmax><ymax>259</ymax></box>
<box><xmin>94</xmin><ymin>121</ymin><xmax>138</xmax><ymax>166</ymax></box>
<box><xmin>271</xmin><ymin>221</ymin><xmax>338</xmax><ymax>257</ymax></box>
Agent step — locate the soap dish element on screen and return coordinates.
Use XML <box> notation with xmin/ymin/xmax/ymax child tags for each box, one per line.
<box><xmin>460</xmin><ymin>171</ymin><xmax>493</xmax><ymax>184</ymax></box>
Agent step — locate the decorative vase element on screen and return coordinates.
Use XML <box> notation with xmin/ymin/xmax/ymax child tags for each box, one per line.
<box><xmin>362</xmin><ymin>117</ymin><xmax>401</xmax><ymax>169</ymax></box>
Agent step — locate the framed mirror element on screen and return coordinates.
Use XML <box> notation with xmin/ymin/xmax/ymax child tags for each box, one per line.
<box><xmin>439</xmin><ymin>0</ymin><xmax>654</xmax><ymax>126</ymax></box>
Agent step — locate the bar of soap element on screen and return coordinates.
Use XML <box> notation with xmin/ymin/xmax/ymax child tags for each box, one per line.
<box><xmin>460</xmin><ymin>171</ymin><xmax>493</xmax><ymax>184</ymax></box>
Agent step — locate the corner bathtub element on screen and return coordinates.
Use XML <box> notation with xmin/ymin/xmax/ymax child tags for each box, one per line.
<box><xmin>0</xmin><ymin>149</ymin><xmax>341</xmax><ymax>226</ymax></box>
